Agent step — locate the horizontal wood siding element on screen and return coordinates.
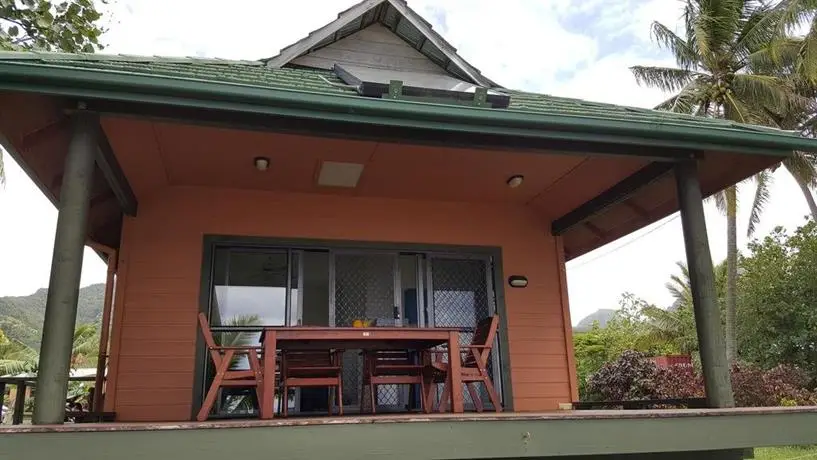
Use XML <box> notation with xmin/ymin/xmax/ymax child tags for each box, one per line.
<box><xmin>291</xmin><ymin>24</ymin><xmax>447</xmax><ymax>74</ymax></box>
<box><xmin>109</xmin><ymin>186</ymin><xmax>571</xmax><ymax>421</ymax></box>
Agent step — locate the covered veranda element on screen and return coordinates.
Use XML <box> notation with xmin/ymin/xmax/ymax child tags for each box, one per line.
<box><xmin>1</xmin><ymin>52</ymin><xmax>817</xmax><ymax>459</ymax></box>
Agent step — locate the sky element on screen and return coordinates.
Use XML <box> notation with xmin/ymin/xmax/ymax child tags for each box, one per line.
<box><xmin>0</xmin><ymin>0</ymin><xmax>814</xmax><ymax>325</ymax></box>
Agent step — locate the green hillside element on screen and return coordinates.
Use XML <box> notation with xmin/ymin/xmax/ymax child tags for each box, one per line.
<box><xmin>0</xmin><ymin>284</ymin><xmax>104</xmax><ymax>349</ymax></box>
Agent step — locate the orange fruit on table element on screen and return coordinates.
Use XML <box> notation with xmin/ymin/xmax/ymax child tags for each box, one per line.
<box><xmin>352</xmin><ymin>320</ymin><xmax>363</xmax><ymax>328</ymax></box>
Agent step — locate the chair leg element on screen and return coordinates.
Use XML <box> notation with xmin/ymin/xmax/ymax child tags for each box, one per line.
<box><xmin>423</xmin><ymin>377</ymin><xmax>436</xmax><ymax>414</ymax></box>
<box><xmin>337</xmin><ymin>378</ymin><xmax>344</xmax><ymax>416</ymax></box>
<box><xmin>438</xmin><ymin>375</ymin><xmax>451</xmax><ymax>413</ymax></box>
<box><xmin>282</xmin><ymin>384</ymin><xmax>289</xmax><ymax>418</ymax></box>
<box><xmin>369</xmin><ymin>382</ymin><xmax>377</xmax><ymax>414</ymax></box>
<box><xmin>482</xmin><ymin>377</ymin><xmax>502</xmax><ymax>413</ymax></box>
<box><xmin>466</xmin><ymin>382</ymin><xmax>483</xmax><ymax>413</ymax></box>
<box><xmin>197</xmin><ymin>351</ymin><xmax>232</xmax><ymax>422</ymax></box>
<box><xmin>418</xmin><ymin>381</ymin><xmax>426</xmax><ymax>413</ymax></box>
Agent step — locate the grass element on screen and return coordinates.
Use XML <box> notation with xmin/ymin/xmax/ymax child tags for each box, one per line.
<box><xmin>755</xmin><ymin>446</ymin><xmax>817</xmax><ymax>460</ymax></box>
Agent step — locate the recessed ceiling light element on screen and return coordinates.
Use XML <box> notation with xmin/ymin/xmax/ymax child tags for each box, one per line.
<box><xmin>507</xmin><ymin>175</ymin><xmax>524</xmax><ymax>188</ymax></box>
<box><xmin>254</xmin><ymin>156</ymin><xmax>270</xmax><ymax>171</ymax></box>
<box><xmin>318</xmin><ymin>161</ymin><xmax>364</xmax><ymax>188</ymax></box>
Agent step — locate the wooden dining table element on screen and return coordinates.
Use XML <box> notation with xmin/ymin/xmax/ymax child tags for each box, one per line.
<box><xmin>259</xmin><ymin>326</ymin><xmax>463</xmax><ymax>419</ymax></box>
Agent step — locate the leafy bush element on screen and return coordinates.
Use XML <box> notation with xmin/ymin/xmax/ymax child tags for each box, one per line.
<box><xmin>585</xmin><ymin>351</ymin><xmax>659</xmax><ymax>401</ymax></box>
<box><xmin>585</xmin><ymin>350</ymin><xmax>816</xmax><ymax>406</ymax></box>
<box><xmin>653</xmin><ymin>364</ymin><xmax>705</xmax><ymax>399</ymax></box>
<box><xmin>731</xmin><ymin>363</ymin><xmax>817</xmax><ymax>407</ymax></box>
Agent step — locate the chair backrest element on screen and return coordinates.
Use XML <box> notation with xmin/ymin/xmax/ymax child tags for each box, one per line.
<box><xmin>197</xmin><ymin>312</ymin><xmax>218</xmax><ymax>349</ymax></box>
<box><xmin>466</xmin><ymin>315</ymin><xmax>500</xmax><ymax>367</ymax></box>
<box><xmin>282</xmin><ymin>351</ymin><xmax>337</xmax><ymax>371</ymax></box>
<box><xmin>371</xmin><ymin>350</ymin><xmax>414</xmax><ymax>367</ymax></box>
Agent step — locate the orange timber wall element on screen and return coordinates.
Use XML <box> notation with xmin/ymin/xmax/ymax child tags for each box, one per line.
<box><xmin>105</xmin><ymin>186</ymin><xmax>578</xmax><ymax>421</ymax></box>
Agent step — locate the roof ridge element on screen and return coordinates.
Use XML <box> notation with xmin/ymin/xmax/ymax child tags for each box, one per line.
<box><xmin>0</xmin><ymin>50</ymin><xmax>265</xmax><ymax>66</ymax></box>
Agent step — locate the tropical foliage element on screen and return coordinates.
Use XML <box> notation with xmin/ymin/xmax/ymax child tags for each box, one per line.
<box><xmin>632</xmin><ymin>0</ymin><xmax>817</xmax><ymax>364</ymax></box>
<box><xmin>576</xmin><ymin>219</ymin><xmax>817</xmax><ymax>403</ymax></box>
<box><xmin>585</xmin><ymin>351</ymin><xmax>815</xmax><ymax>406</ymax></box>
<box><xmin>0</xmin><ymin>323</ymin><xmax>100</xmax><ymax>376</ymax></box>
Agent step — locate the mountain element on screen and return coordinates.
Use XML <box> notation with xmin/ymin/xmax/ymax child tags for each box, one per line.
<box><xmin>0</xmin><ymin>284</ymin><xmax>105</xmax><ymax>349</ymax></box>
<box><xmin>573</xmin><ymin>308</ymin><xmax>617</xmax><ymax>333</ymax></box>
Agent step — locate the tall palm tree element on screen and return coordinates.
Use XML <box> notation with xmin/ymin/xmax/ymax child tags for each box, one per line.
<box><xmin>630</xmin><ymin>0</ymin><xmax>812</xmax><ymax>364</ymax></box>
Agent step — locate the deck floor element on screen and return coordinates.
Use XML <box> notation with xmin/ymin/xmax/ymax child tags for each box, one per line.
<box><xmin>3</xmin><ymin>406</ymin><xmax>817</xmax><ymax>433</ymax></box>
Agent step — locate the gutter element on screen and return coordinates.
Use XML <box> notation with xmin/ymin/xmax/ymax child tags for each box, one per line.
<box><xmin>0</xmin><ymin>61</ymin><xmax>813</xmax><ymax>156</ymax></box>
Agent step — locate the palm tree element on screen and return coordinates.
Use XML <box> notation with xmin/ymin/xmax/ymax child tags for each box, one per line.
<box><xmin>70</xmin><ymin>324</ymin><xmax>99</xmax><ymax>369</ymax></box>
<box><xmin>630</xmin><ymin>0</ymin><xmax>813</xmax><ymax>364</ymax></box>
<box><xmin>0</xmin><ymin>330</ymin><xmax>37</xmax><ymax>376</ymax></box>
<box><xmin>641</xmin><ymin>261</ymin><xmax>729</xmax><ymax>355</ymax></box>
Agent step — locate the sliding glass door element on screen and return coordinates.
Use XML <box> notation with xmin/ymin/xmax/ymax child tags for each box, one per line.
<box><xmin>200</xmin><ymin>242</ymin><xmax>502</xmax><ymax>416</ymax></box>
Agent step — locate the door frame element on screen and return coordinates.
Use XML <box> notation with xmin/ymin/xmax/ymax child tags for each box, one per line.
<box><xmin>193</xmin><ymin>234</ymin><xmax>515</xmax><ymax>419</ymax></box>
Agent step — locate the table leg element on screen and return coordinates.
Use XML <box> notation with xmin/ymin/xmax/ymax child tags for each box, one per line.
<box><xmin>261</xmin><ymin>330</ymin><xmax>277</xmax><ymax>419</ymax></box>
<box><xmin>12</xmin><ymin>383</ymin><xmax>26</xmax><ymax>425</ymax></box>
<box><xmin>0</xmin><ymin>382</ymin><xmax>6</xmax><ymax>423</ymax></box>
<box><xmin>448</xmin><ymin>331</ymin><xmax>463</xmax><ymax>413</ymax></box>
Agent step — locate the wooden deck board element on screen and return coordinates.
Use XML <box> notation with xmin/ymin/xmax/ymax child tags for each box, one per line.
<box><xmin>4</xmin><ymin>406</ymin><xmax>817</xmax><ymax>434</ymax></box>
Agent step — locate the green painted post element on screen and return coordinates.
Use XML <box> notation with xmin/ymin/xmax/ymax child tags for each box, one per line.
<box><xmin>674</xmin><ymin>161</ymin><xmax>735</xmax><ymax>408</ymax></box>
<box><xmin>32</xmin><ymin>111</ymin><xmax>99</xmax><ymax>425</ymax></box>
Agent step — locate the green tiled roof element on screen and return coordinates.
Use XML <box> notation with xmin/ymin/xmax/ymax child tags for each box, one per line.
<box><xmin>0</xmin><ymin>51</ymin><xmax>807</xmax><ymax>147</ymax></box>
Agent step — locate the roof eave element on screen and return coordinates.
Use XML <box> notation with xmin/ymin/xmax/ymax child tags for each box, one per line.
<box><xmin>0</xmin><ymin>61</ymin><xmax>811</xmax><ymax>157</ymax></box>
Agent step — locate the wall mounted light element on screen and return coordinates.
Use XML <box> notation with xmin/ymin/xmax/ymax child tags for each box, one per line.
<box><xmin>506</xmin><ymin>175</ymin><xmax>524</xmax><ymax>188</ymax></box>
<box><xmin>508</xmin><ymin>275</ymin><xmax>528</xmax><ymax>288</ymax></box>
<box><xmin>254</xmin><ymin>156</ymin><xmax>270</xmax><ymax>171</ymax></box>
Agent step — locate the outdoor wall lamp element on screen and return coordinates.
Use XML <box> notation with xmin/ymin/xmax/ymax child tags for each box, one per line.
<box><xmin>508</xmin><ymin>275</ymin><xmax>528</xmax><ymax>288</ymax></box>
<box><xmin>254</xmin><ymin>156</ymin><xmax>270</xmax><ymax>171</ymax></box>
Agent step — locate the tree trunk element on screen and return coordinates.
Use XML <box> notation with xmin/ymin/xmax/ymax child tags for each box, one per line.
<box><xmin>725</xmin><ymin>185</ymin><xmax>738</xmax><ymax>365</ymax></box>
<box><xmin>795</xmin><ymin>177</ymin><xmax>817</xmax><ymax>220</ymax></box>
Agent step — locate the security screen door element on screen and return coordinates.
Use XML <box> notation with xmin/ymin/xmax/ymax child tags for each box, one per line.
<box><xmin>331</xmin><ymin>251</ymin><xmax>403</xmax><ymax>411</ymax></box>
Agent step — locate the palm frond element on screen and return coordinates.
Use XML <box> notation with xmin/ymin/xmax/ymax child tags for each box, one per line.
<box><xmin>731</xmin><ymin>73</ymin><xmax>802</xmax><ymax>120</ymax></box>
<box><xmin>734</xmin><ymin>2</ymin><xmax>782</xmax><ymax>59</ymax></box>
<box><xmin>784</xmin><ymin>151</ymin><xmax>817</xmax><ymax>187</ymax></box>
<box><xmin>631</xmin><ymin>66</ymin><xmax>703</xmax><ymax>93</ymax></box>
<box><xmin>711</xmin><ymin>189</ymin><xmax>728</xmax><ymax>213</ymax></box>
<box><xmin>748</xmin><ymin>169</ymin><xmax>773</xmax><ymax>237</ymax></box>
<box><xmin>746</xmin><ymin>37</ymin><xmax>804</xmax><ymax>73</ymax></box>
<box><xmin>799</xmin><ymin>17</ymin><xmax>817</xmax><ymax>83</ymax></box>
<box><xmin>0</xmin><ymin>338</ymin><xmax>38</xmax><ymax>376</ymax></box>
<box><xmin>651</xmin><ymin>21</ymin><xmax>701</xmax><ymax>69</ymax></box>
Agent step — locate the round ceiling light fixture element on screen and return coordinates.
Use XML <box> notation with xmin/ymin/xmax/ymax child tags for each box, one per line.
<box><xmin>506</xmin><ymin>175</ymin><xmax>524</xmax><ymax>188</ymax></box>
<box><xmin>254</xmin><ymin>156</ymin><xmax>270</xmax><ymax>171</ymax></box>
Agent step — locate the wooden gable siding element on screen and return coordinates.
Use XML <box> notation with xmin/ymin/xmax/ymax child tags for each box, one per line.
<box><xmin>105</xmin><ymin>186</ymin><xmax>574</xmax><ymax>421</ymax></box>
<box><xmin>290</xmin><ymin>23</ymin><xmax>447</xmax><ymax>74</ymax></box>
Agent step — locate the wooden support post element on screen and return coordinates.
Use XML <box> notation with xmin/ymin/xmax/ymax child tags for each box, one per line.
<box><xmin>90</xmin><ymin>244</ymin><xmax>117</xmax><ymax>414</ymax></box>
<box><xmin>674</xmin><ymin>161</ymin><xmax>735</xmax><ymax>408</ymax></box>
<box><xmin>33</xmin><ymin>111</ymin><xmax>99</xmax><ymax>425</ymax></box>
<box><xmin>12</xmin><ymin>383</ymin><xmax>26</xmax><ymax>425</ymax></box>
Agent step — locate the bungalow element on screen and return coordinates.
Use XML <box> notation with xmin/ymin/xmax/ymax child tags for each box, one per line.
<box><xmin>1</xmin><ymin>1</ymin><xmax>816</xmax><ymax>459</ymax></box>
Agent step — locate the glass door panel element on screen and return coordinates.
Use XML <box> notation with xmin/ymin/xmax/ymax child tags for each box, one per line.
<box><xmin>207</xmin><ymin>248</ymin><xmax>289</xmax><ymax>417</ymax></box>
<box><xmin>332</xmin><ymin>252</ymin><xmax>400</xmax><ymax>411</ymax></box>
<box><xmin>427</xmin><ymin>256</ymin><xmax>501</xmax><ymax>410</ymax></box>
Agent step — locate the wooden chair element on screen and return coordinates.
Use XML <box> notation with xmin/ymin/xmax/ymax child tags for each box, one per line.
<box><xmin>280</xmin><ymin>350</ymin><xmax>344</xmax><ymax>417</ymax></box>
<box><xmin>196</xmin><ymin>312</ymin><xmax>263</xmax><ymax>422</ymax></box>
<box><xmin>423</xmin><ymin>315</ymin><xmax>502</xmax><ymax>413</ymax></box>
<box><xmin>362</xmin><ymin>350</ymin><xmax>426</xmax><ymax>413</ymax></box>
